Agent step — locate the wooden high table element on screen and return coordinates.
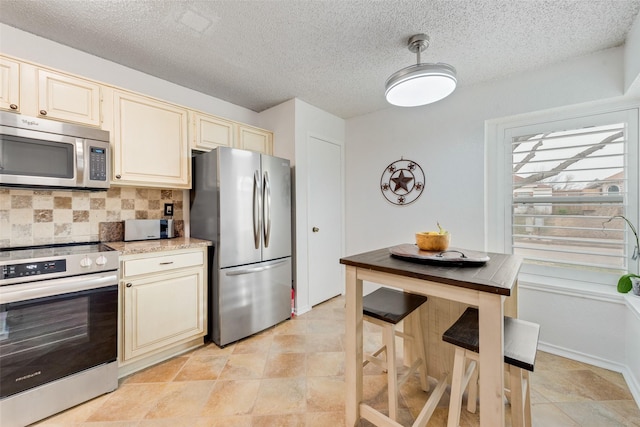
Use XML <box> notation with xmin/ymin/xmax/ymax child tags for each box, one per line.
<box><xmin>340</xmin><ymin>246</ymin><xmax>521</xmax><ymax>427</ymax></box>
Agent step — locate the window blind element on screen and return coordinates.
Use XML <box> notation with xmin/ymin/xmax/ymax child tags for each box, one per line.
<box><xmin>511</xmin><ymin>123</ymin><xmax>627</xmax><ymax>274</ymax></box>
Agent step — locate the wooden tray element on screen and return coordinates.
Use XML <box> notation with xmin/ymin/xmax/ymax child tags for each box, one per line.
<box><xmin>389</xmin><ymin>243</ymin><xmax>490</xmax><ymax>267</ymax></box>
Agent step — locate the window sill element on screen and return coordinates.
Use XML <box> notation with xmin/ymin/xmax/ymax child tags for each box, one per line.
<box><xmin>517</xmin><ymin>272</ymin><xmax>625</xmax><ymax>305</ymax></box>
<box><xmin>624</xmin><ymin>293</ymin><xmax>640</xmax><ymax>319</ymax></box>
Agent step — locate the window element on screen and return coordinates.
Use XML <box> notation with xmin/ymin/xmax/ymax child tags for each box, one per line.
<box><xmin>487</xmin><ymin>105</ymin><xmax>639</xmax><ymax>288</ymax></box>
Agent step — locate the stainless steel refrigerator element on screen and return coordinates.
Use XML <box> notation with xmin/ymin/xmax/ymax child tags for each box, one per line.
<box><xmin>191</xmin><ymin>147</ymin><xmax>292</xmax><ymax>346</ymax></box>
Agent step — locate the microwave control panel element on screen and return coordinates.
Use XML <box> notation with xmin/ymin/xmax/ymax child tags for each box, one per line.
<box><xmin>89</xmin><ymin>146</ymin><xmax>108</xmax><ymax>181</ymax></box>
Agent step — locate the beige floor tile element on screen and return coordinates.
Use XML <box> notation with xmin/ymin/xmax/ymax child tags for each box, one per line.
<box><xmin>306</xmin><ymin>376</ymin><xmax>345</xmax><ymax>412</ymax></box>
<box><xmin>199</xmin><ymin>380</ymin><xmax>260</xmax><ymax>417</ymax></box>
<box><xmin>86</xmin><ymin>383</ymin><xmax>168</xmax><ymax>422</ymax></box>
<box><xmin>144</xmin><ymin>381</ymin><xmax>214</xmax><ymax>420</ymax></box>
<box><xmin>252</xmin><ymin>377</ymin><xmax>307</xmax><ymax>415</ymax></box>
<box><xmin>532</xmin><ymin>369</ymin><xmax>633</xmax><ymax>403</ymax></box>
<box><xmin>305</xmin><ymin>410</ymin><xmax>345</xmax><ymax>427</ymax></box>
<box><xmin>554</xmin><ymin>400</ymin><xmax>638</xmax><ymax>426</ymax></box>
<box><xmin>274</xmin><ymin>318</ymin><xmax>309</xmax><ymax>335</ymax></box>
<box><xmin>193</xmin><ymin>415</ymin><xmax>252</xmax><ymax>427</ymax></box>
<box><xmin>252</xmin><ymin>413</ymin><xmax>306</xmax><ymax>427</ymax></box>
<box><xmin>191</xmin><ymin>341</ymin><xmax>235</xmax><ymax>356</ymax></box>
<box><xmin>307</xmin><ymin>318</ymin><xmax>345</xmax><ymax>335</ymax></box>
<box><xmin>271</xmin><ymin>334</ymin><xmax>307</xmax><ymax>353</ymax></box>
<box><xmin>304</xmin><ymin>333</ymin><xmax>343</xmax><ymax>352</ymax></box>
<box><xmin>123</xmin><ymin>356</ymin><xmax>189</xmax><ymax>384</ymax></box>
<box><xmin>264</xmin><ymin>352</ymin><xmax>307</xmax><ymax>378</ymax></box>
<box><xmin>233</xmin><ymin>334</ymin><xmax>274</xmax><ymax>354</ymax></box>
<box><xmin>218</xmin><ymin>352</ymin><xmax>268</xmax><ymax>380</ymax></box>
<box><xmin>531</xmin><ymin>402</ymin><xmax>582</xmax><ymax>426</ymax></box>
<box><xmin>306</xmin><ymin>351</ymin><xmax>345</xmax><ymax>377</ymax></box>
<box><xmin>173</xmin><ymin>354</ymin><xmax>227</xmax><ymax>381</ymax></box>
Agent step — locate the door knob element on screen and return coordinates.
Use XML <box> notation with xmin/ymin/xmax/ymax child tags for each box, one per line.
<box><xmin>312</xmin><ymin>227</ymin><xmax>319</xmax><ymax>232</ymax></box>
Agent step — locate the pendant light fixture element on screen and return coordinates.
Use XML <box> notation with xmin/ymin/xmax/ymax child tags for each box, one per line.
<box><xmin>385</xmin><ymin>34</ymin><xmax>457</xmax><ymax>107</ymax></box>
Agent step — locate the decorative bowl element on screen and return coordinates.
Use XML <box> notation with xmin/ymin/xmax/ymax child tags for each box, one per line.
<box><xmin>415</xmin><ymin>232</ymin><xmax>450</xmax><ymax>251</ymax></box>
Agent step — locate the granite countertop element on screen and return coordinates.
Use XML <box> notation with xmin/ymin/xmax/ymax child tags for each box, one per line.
<box><xmin>105</xmin><ymin>237</ymin><xmax>211</xmax><ymax>256</ymax></box>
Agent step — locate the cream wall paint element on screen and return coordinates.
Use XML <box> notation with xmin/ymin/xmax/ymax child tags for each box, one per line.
<box><xmin>625</xmin><ymin>11</ymin><xmax>640</xmax><ymax>95</ymax></box>
<box><xmin>0</xmin><ymin>24</ymin><xmax>259</xmax><ymax>125</ymax></box>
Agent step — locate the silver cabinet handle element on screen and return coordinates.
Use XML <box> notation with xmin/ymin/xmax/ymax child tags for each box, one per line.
<box><xmin>39</xmin><ymin>109</ymin><xmax>47</xmax><ymax>116</ymax></box>
<box><xmin>9</xmin><ymin>104</ymin><xmax>18</xmax><ymax>110</ymax></box>
<box><xmin>126</xmin><ymin>283</ymin><xmax>132</xmax><ymax>287</ymax></box>
<box><xmin>159</xmin><ymin>261</ymin><xmax>174</xmax><ymax>265</ymax></box>
<box><xmin>312</xmin><ymin>227</ymin><xmax>319</xmax><ymax>232</ymax></box>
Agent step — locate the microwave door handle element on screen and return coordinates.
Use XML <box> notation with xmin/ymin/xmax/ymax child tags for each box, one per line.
<box><xmin>253</xmin><ymin>170</ymin><xmax>261</xmax><ymax>249</ymax></box>
<box><xmin>263</xmin><ymin>171</ymin><xmax>271</xmax><ymax>248</ymax></box>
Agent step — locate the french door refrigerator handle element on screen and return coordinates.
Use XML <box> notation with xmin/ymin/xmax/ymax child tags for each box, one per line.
<box><xmin>253</xmin><ymin>170</ymin><xmax>261</xmax><ymax>249</ymax></box>
<box><xmin>263</xmin><ymin>171</ymin><xmax>272</xmax><ymax>248</ymax></box>
<box><xmin>224</xmin><ymin>259</ymin><xmax>289</xmax><ymax>276</ymax></box>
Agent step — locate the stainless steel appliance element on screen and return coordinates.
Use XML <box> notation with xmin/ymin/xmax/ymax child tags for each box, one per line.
<box><xmin>0</xmin><ymin>111</ymin><xmax>110</xmax><ymax>191</ymax></box>
<box><xmin>124</xmin><ymin>219</ymin><xmax>175</xmax><ymax>241</ymax></box>
<box><xmin>0</xmin><ymin>242</ymin><xmax>119</xmax><ymax>427</ymax></box>
<box><xmin>191</xmin><ymin>147</ymin><xmax>292</xmax><ymax>346</ymax></box>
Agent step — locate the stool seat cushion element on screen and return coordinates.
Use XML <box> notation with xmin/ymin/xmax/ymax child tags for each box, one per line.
<box><xmin>363</xmin><ymin>287</ymin><xmax>428</xmax><ymax>324</ymax></box>
<box><xmin>442</xmin><ymin>307</ymin><xmax>540</xmax><ymax>371</ymax></box>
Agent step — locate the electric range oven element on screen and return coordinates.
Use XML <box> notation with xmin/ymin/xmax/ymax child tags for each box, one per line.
<box><xmin>0</xmin><ymin>242</ymin><xmax>119</xmax><ymax>427</ymax></box>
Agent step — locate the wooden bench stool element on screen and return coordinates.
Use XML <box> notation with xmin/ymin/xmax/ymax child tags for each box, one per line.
<box><xmin>362</xmin><ymin>287</ymin><xmax>429</xmax><ymax>421</ymax></box>
<box><xmin>442</xmin><ymin>307</ymin><xmax>540</xmax><ymax>427</ymax></box>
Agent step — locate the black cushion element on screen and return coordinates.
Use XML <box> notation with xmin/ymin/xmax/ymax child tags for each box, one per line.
<box><xmin>442</xmin><ymin>307</ymin><xmax>540</xmax><ymax>372</ymax></box>
<box><xmin>363</xmin><ymin>287</ymin><xmax>428</xmax><ymax>325</ymax></box>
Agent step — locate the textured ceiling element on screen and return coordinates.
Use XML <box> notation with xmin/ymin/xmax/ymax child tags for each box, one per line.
<box><xmin>1</xmin><ymin>0</ymin><xmax>639</xmax><ymax>119</ymax></box>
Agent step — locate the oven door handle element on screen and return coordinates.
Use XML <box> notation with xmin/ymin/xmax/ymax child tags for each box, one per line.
<box><xmin>0</xmin><ymin>271</ymin><xmax>118</xmax><ymax>304</ymax></box>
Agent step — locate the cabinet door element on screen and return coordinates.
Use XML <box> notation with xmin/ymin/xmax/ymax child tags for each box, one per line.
<box><xmin>37</xmin><ymin>69</ymin><xmax>102</xmax><ymax>126</ymax></box>
<box><xmin>0</xmin><ymin>57</ymin><xmax>20</xmax><ymax>112</ymax></box>
<box><xmin>236</xmin><ymin>124</ymin><xmax>273</xmax><ymax>155</ymax></box>
<box><xmin>190</xmin><ymin>111</ymin><xmax>234</xmax><ymax>151</ymax></box>
<box><xmin>122</xmin><ymin>267</ymin><xmax>205</xmax><ymax>361</ymax></box>
<box><xmin>112</xmin><ymin>90</ymin><xmax>190</xmax><ymax>188</ymax></box>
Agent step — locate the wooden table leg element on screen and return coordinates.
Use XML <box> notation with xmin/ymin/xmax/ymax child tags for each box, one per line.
<box><xmin>345</xmin><ymin>266</ymin><xmax>363</xmax><ymax>426</ymax></box>
<box><xmin>478</xmin><ymin>293</ymin><xmax>506</xmax><ymax>427</ymax></box>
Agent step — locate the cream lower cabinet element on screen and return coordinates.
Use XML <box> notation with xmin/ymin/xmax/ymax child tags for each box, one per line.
<box><xmin>107</xmin><ymin>89</ymin><xmax>190</xmax><ymax>189</ymax></box>
<box><xmin>119</xmin><ymin>248</ymin><xmax>207</xmax><ymax>371</ymax></box>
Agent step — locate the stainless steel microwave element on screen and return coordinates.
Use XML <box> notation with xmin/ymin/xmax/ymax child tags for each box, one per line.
<box><xmin>0</xmin><ymin>112</ymin><xmax>110</xmax><ymax>191</ymax></box>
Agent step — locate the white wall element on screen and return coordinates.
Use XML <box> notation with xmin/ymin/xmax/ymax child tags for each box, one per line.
<box><xmin>625</xmin><ymin>11</ymin><xmax>640</xmax><ymax>96</ymax></box>
<box><xmin>0</xmin><ymin>24</ymin><xmax>259</xmax><ymax>125</ymax></box>
<box><xmin>261</xmin><ymin>99</ymin><xmax>346</xmax><ymax>315</ymax></box>
<box><xmin>345</xmin><ymin>45</ymin><xmax>639</xmax><ymax>403</ymax></box>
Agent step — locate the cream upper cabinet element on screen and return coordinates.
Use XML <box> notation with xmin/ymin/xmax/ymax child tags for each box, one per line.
<box><xmin>236</xmin><ymin>124</ymin><xmax>273</xmax><ymax>155</ymax></box>
<box><xmin>0</xmin><ymin>56</ymin><xmax>101</xmax><ymax>126</ymax></box>
<box><xmin>108</xmin><ymin>89</ymin><xmax>190</xmax><ymax>189</ymax></box>
<box><xmin>189</xmin><ymin>111</ymin><xmax>234</xmax><ymax>151</ymax></box>
<box><xmin>0</xmin><ymin>57</ymin><xmax>20</xmax><ymax>112</ymax></box>
<box><xmin>36</xmin><ymin>68</ymin><xmax>102</xmax><ymax>126</ymax></box>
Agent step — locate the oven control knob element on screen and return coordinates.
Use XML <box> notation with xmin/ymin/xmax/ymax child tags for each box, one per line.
<box><xmin>80</xmin><ymin>256</ymin><xmax>93</xmax><ymax>268</ymax></box>
<box><xmin>96</xmin><ymin>255</ymin><xmax>108</xmax><ymax>266</ymax></box>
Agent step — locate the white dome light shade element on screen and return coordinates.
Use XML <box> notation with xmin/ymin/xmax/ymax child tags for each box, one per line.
<box><xmin>385</xmin><ymin>63</ymin><xmax>457</xmax><ymax>107</ymax></box>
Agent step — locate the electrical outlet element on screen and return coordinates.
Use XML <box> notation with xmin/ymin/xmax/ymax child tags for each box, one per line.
<box><xmin>164</xmin><ymin>203</ymin><xmax>174</xmax><ymax>217</ymax></box>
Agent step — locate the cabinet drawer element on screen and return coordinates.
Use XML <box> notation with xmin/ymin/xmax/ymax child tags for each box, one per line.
<box><xmin>123</xmin><ymin>251</ymin><xmax>204</xmax><ymax>277</ymax></box>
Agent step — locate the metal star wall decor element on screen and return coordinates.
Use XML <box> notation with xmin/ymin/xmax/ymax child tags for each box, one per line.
<box><xmin>380</xmin><ymin>157</ymin><xmax>425</xmax><ymax>205</ymax></box>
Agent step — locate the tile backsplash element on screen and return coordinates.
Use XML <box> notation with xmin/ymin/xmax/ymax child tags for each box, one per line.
<box><xmin>0</xmin><ymin>187</ymin><xmax>184</xmax><ymax>248</ymax></box>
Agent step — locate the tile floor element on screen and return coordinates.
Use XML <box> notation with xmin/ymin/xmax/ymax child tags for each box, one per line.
<box><xmin>33</xmin><ymin>296</ymin><xmax>640</xmax><ymax>426</ymax></box>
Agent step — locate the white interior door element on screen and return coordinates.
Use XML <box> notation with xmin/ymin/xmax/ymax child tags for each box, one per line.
<box><xmin>307</xmin><ymin>136</ymin><xmax>343</xmax><ymax>306</ymax></box>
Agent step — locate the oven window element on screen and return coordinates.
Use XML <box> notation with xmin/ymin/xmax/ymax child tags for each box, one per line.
<box><xmin>0</xmin><ymin>297</ymin><xmax>90</xmax><ymax>356</ymax></box>
<box><xmin>0</xmin><ymin>134</ymin><xmax>74</xmax><ymax>178</ymax></box>
<box><xmin>0</xmin><ymin>285</ymin><xmax>117</xmax><ymax>398</ymax></box>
